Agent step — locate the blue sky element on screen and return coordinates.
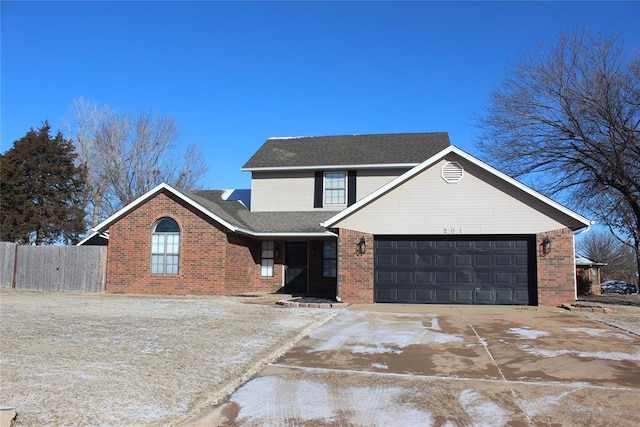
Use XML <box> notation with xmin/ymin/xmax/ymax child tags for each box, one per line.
<box><xmin>2</xmin><ymin>1</ymin><xmax>639</xmax><ymax>190</ymax></box>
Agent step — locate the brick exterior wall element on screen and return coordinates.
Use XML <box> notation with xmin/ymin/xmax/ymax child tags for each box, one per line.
<box><xmin>337</xmin><ymin>229</ymin><xmax>374</xmax><ymax>304</ymax></box>
<box><xmin>105</xmin><ymin>190</ymin><xmax>577</xmax><ymax>306</ymax></box>
<box><xmin>106</xmin><ymin>190</ymin><xmax>283</xmax><ymax>296</ymax></box>
<box><xmin>536</xmin><ymin>227</ymin><xmax>577</xmax><ymax>306</ymax></box>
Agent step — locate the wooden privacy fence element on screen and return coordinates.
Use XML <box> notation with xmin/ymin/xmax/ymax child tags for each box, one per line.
<box><xmin>0</xmin><ymin>242</ymin><xmax>107</xmax><ymax>293</ymax></box>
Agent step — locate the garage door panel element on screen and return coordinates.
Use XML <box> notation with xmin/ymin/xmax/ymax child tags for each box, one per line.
<box><xmin>436</xmin><ymin>254</ymin><xmax>453</xmax><ymax>266</ymax></box>
<box><xmin>495</xmin><ymin>272</ymin><xmax>514</xmax><ymax>284</ymax></box>
<box><xmin>415</xmin><ymin>289</ymin><xmax>433</xmax><ymax>301</ymax></box>
<box><xmin>455</xmin><ymin>289</ymin><xmax>474</xmax><ymax>303</ymax></box>
<box><xmin>496</xmin><ymin>290</ymin><xmax>515</xmax><ymax>302</ymax></box>
<box><xmin>396</xmin><ymin>289</ymin><xmax>414</xmax><ymax>301</ymax></box>
<box><xmin>416</xmin><ymin>254</ymin><xmax>434</xmax><ymax>267</ymax></box>
<box><xmin>495</xmin><ymin>255</ymin><xmax>512</xmax><ymax>265</ymax></box>
<box><xmin>475</xmin><ymin>289</ymin><xmax>494</xmax><ymax>303</ymax></box>
<box><xmin>397</xmin><ymin>271</ymin><xmax>413</xmax><ymax>283</ymax></box>
<box><xmin>516</xmin><ymin>255</ymin><xmax>528</xmax><ymax>265</ymax></box>
<box><xmin>397</xmin><ymin>254</ymin><xmax>413</xmax><ymax>266</ymax></box>
<box><xmin>376</xmin><ymin>271</ymin><xmax>395</xmax><ymax>282</ymax></box>
<box><xmin>456</xmin><ymin>271</ymin><xmax>473</xmax><ymax>283</ymax></box>
<box><xmin>515</xmin><ymin>290</ymin><xmax>529</xmax><ymax>302</ymax></box>
<box><xmin>374</xmin><ymin>236</ymin><xmax>535</xmax><ymax>305</ymax></box>
<box><xmin>456</xmin><ymin>255</ymin><xmax>472</xmax><ymax>265</ymax></box>
<box><xmin>376</xmin><ymin>254</ymin><xmax>395</xmax><ymax>266</ymax></box>
<box><xmin>415</xmin><ymin>272</ymin><xmax>432</xmax><ymax>283</ymax></box>
<box><xmin>376</xmin><ymin>288</ymin><xmax>395</xmax><ymax>301</ymax></box>
<box><xmin>475</xmin><ymin>272</ymin><xmax>492</xmax><ymax>284</ymax></box>
<box><xmin>435</xmin><ymin>272</ymin><xmax>453</xmax><ymax>283</ymax></box>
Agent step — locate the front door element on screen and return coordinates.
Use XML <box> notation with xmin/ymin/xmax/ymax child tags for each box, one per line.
<box><xmin>284</xmin><ymin>242</ymin><xmax>308</xmax><ymax>293</ymax></box>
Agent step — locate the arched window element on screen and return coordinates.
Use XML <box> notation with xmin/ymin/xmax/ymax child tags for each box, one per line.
<box><xmin>151</xmin><ymin>217</ymin><xmax>180</xmax><ymax>274</ymax></box>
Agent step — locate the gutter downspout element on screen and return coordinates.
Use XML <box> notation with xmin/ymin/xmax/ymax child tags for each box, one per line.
<box><xmin>335</xmin><ymin>231</ymin><xmax>341</xmax><ymax>302</ymax></box>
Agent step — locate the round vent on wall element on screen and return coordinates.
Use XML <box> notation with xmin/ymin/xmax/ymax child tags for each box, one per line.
<box><xmin>441</xmin><ymin>161</ymin><xmax>464</xmax><ymax>183</ymax></box>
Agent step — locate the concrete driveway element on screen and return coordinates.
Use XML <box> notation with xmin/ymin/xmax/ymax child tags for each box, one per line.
<box><xmin>186</xmin><ymin>305</ymin><xmax>640</xmax><ymax>426</ymax></box>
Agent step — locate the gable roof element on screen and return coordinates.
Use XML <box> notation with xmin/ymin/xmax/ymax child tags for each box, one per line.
<box><xmin>242</xmin><ymin>132</ymin><xmax>451</xmax><ymax>171</ymax></box>
<box><xmin>82</xmin><ymin>183</ymin><xmax>336</xmax><ymax>243</ymax></box>
<box><xmin>322</xmin><ymin>145</ymin><xmax>593</xmax><ymax>231</ymax></box>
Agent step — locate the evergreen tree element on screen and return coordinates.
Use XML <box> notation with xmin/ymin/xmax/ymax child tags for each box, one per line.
<box><xmin>1</xmin><ymin>122</ymin><xmax>87</xmax><ymax>244</ymax></box>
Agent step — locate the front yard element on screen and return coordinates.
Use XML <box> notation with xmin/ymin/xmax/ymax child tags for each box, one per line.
<box><xmin>0</xmin><ymin>291</ymin><xmax>336</xmax><ymax>426</ymax></box>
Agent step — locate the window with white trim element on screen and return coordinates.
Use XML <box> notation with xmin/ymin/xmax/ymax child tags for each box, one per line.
<box><xmin>323</xmin><ymin>241</ymin><xmax>337</xmax><ymax>278</ymax></box>
<box><xmin>151</xmin><ymin>218</ymin><xmax>180</xmax><ymax>274</ymax></box>
<box><xmin>261</xmin><ymin>241</ymin><xmax>275</xmax><ymax>277</ymax></box>
<box><xmin>324</xmin><ymin>172</ymin><xmax>347</xmax><ymax>204</ymax></box>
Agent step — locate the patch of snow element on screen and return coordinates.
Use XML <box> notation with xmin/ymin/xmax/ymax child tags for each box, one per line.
<box><xmin>371</xmin><ymin>362</ymin><xmax>388</xmax><ymax>369</ymax></box>
<box><xmin>459</xmin><ymin>389</ymin><xmax>508</xmax><ymax>427</ymax></box>
<box><xmin>563</xmin><ymin>327</ymin><xmax>633</xmax><ymax>341</ymax></box>
<box><xmin>519</xmin><ymin>389</ymin><xmax>582</xmax><ymax>417</ymax></box>
<box><xmin>508</xmin><ymin>327</ymin><xmax>550</xmax><ymax>339</ymax></box>
<box><xmin>350</xmin><ymin>344</ymin><xmax>402</xmax><ymax>354</ymax></box>
<box><xmin>233</xmin><ymin>376</ymin><xmax>433</xmax><ymax>426</ymax></box>
<box><xmin>519</xmin><ymin>344</ymin><xmax>640</xmax><ymax>361</ymax></box>
<box><xmin>307</xmin><ymin>311</ymin><xmax>462</xmax><ymax>355</ymax></box>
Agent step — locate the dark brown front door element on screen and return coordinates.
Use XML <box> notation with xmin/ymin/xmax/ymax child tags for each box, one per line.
<box><xmin>284</xmin><ymin>242</ymin><xmax>307</xmax><ymax>293</ymax></box>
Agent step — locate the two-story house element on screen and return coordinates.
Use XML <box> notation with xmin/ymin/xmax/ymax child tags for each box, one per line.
<box><xmin>82</xmin><ymin>132</ymin><xmax>592</xmax><ymax>306</ymax></box>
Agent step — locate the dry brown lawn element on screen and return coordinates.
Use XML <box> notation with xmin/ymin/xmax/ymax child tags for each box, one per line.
<box><xmin>0</xmin><ymin>291</ymin><xmax>337</xmax><ymax>426</ymax></box>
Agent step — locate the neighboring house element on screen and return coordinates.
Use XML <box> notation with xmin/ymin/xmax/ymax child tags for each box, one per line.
<box><xmin>80</xmin><ymin>133</ymin><xmax>592</xmax><ymax>306</ymax></box>
<box><xmin>575</xmin><ymin>253</ymin><xmax>605</xmax><ymax>295</ymax></box>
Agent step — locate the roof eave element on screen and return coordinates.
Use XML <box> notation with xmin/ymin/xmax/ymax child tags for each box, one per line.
<box><xmin>241</xmin><ymin>163</ymin><xmax>419</xmax><ymax>172</ymax></box>
<box><xmin>92</xmin><ymin>183</ymin><xmax>240</xmax><ymax>234</ymax></box>
<box><xmin>234</xmin><ymin>228</ymin><xmax>338</xmax><ymax>238</ymax></box>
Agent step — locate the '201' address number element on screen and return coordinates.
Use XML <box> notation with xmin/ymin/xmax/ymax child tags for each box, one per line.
<box><xmin>443</xmin><ymin>228</ymin><xmax>462</xmax><ymax>234</ymax></box>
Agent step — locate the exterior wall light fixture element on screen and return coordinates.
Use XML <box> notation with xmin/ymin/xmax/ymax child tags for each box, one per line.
<box><xmin>542</xmin><ymin>236</ymin><xmax>551</xmax><ymax>256</ymax></box>
<box><xmin>358</xmin><ymin>236</ymin><xmax>366</xmax><ymax>254</ymax></box>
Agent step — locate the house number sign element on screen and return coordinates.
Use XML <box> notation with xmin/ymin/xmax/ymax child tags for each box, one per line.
<box><xmin>443</xmin><ymin>227</ymin><xmax>463</xmax><ymax>234</ymax></box>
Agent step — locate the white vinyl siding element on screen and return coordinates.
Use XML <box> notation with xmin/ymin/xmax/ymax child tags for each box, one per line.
<box><xmin>250</xmin><ymin>168</ymin><xmax>410</xmax><ymax>212</ymax></box>
<box><xmin>251</xmin><ymin>171</ymin><xmax>315</xmax><ymax>212</ymax></box>
<box><xmin>333</xmin><ymin>157</ymin><xmax>570</xmax><ymax>235</ymax></box>
<box><xmin>355</xmin><ymin>169</ymin><xmax>410</xmax><ymax>201</ymax></box>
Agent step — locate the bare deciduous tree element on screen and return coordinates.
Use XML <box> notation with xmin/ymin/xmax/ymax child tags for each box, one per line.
<box><xmin>475</xmin><ymin>30</ymin><xmax>640</xmax><ymax>280</ymax></box>
<box><xmin>67</xmin><ymin>97</ymin><xmax>208</xmax><ymax>227</ymax></box>
<box><xmin>578</xmin><ymin>229</ymin><xmax>636</xmax><ymax>283</ymax></box>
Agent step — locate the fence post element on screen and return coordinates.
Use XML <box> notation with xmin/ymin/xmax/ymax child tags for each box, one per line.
<box><xmin>12</xmin><ymin>243</ymin><xmax>18</xmax><ymax>289</ymax></box>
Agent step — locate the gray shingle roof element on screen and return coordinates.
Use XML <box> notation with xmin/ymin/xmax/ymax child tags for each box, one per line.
<box><xmin>242</xmin><ymin>132</ymin><xmax>451</xmax><ymax>169</ymax></box>
<box><xmin>185</xmin><ymin>190</ymin><xmax>334</xmax><ymax>234</ymax></box>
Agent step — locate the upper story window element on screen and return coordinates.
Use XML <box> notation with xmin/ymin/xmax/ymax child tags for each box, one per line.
<box><xmin>324</xmin><ymin>172</ymin><xmax>347</xmax><ymax>205</ymax></box>
<box><xmin>151</xmin><ymin>217</ymin><xmax>180</xmax><ymax>275</ymax></box>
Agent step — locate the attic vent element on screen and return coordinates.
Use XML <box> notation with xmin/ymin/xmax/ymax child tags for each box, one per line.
<box><xmin>441</xmin><ymin>161</ymin><xmax>464</xmax><ymax>183</ymax></box>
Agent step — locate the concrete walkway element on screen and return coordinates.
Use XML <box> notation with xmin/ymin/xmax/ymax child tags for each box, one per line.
<box><xmin>185</xmin><ymin>305</ymin><xmax>640</xmax><ymax>426</ymax></box>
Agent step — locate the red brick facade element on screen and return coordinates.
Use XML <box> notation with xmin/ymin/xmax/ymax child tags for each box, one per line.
<box><xmin>536</xmin><ymin>227</ymin><xmax>577</xmax><ymax>306</ymax></box>
<box><xmin>106</xmin><ymin>191</ymin><xmax>578</xmax><ymax>307</ymax></box>
<box><xmin>106</xmin><ymin>190</ymin><xmax>283</xmax><ymax>295</ymax></box>
<box><xmin>337</xmin><ymin>229</ymin><xmax>374</xmax><ymax>304</ymax></box>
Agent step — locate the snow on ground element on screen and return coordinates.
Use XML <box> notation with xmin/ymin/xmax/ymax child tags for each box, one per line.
<box><xmin>307</xmin><ymin>310</ymin><xmax>463</xmax><ymax>354</ymax></box>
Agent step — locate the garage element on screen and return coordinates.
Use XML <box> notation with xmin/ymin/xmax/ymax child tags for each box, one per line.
<box><xmin>374</xmin><ymin>236</ymin><xmax>537</xmax><ymax>305</ymax></box>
